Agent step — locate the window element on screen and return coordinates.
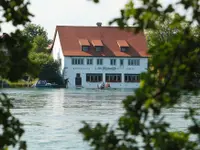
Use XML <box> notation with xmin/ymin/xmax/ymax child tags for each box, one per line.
<box><xmin>120</xmin><ymin>59</ymin><xmax>124</xmax><ymax>66</ymax></box>
<box><xmin>79</xmin><ymin>39</ymin><xmax>90</xmax><ymax>51</ymax></box>
<box><xmin>128</xmin><ymin>59</ymin><xmax>140</xmax><ymax>66</ymax></box>
<box><xmin>124</xmin><ymin>74</ymin><xmax>140</xmax><ymax>82</ymax></box>
<box><xmin>72</xmin><ymin>58</ymin><xmax>84</xmax><ymax>65</ymax></box>
<box><xmin>117</xmin><ymin>40</ymin><xmax>129</xmax><ymax>52</ymax></box>
<box><xmin>87</xmin><ymin>59</ymin><xmax>93</xmax><ymax>65</ymax></box>
<box><xmin>97</xmin><ymin>59</ymin><xmax>103</xmax><ymax>65</ymax></box>
<box><xmin>105</xmin><ymin>74</ymin><xmax>121</xmax><ymax>82</ymax></box>
<box><xmin>110</xmin><ymin>59</ymin><xmax>116</xmax><ymax>65</ymax></box>
<box><xmin>82</xmin><ymin>46</ymin><xmax>89</xmax><ymax>51</ymax></box>
<box><xmin>86</xmin><ymin>74</ymin><xmax>103</xmax><ymax>82</ymax></box>
<box><xmin>92</xmin><ymin>40</ymin><xmax>103</xmax><ymax>51</ymax></box>
<box><xmin>95</xmin><ymin>46</ymin><xmax>103</xmax><ymax>52</ymax></box>
<box><xmin>121</xmin><ymin>47</ymin><xmax>129</xmax><ymax>52</ymax></box>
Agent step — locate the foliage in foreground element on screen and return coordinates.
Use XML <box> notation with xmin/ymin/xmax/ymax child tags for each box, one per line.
<box><xmin>0</xmin><ymin>94</ymin><xmax>26</xmax><ymax>150</ymax></box>
<box><xmin>0</xmin><ymin>31</ymin><xmax>32</xmax><ymax>81</ymax></box>
<box><xmin>0</xmin><ymin>0</ymin><xmax>32</xmax><ymax>149</ymax></box>
<box><xmin>0</xmin><ymin>0</ymin><xmax>199</xmax><ymax>149</ymax></box>
<box><xmin>80</xmin><ymin>0</ymin><xmax>200</xmax><ymax>150</ymax></box>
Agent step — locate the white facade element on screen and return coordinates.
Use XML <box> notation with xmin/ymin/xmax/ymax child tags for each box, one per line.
<box><xmin>51</xmin><ymin>31</ymin><xmax>65</xmax><ymax>74</ymax></box>
<box><xmin>52</xmin><ymin>31</ymin><xmax>148</xmax><ymax>89</ymax></box>
<box><xmin>63</xmin><ymin>57</ymin><xmax>148</xmax><ymax>88</ymax></box>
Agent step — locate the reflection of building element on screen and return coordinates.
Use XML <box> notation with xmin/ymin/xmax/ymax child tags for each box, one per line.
<box><xmin>51</xmin><ymin>23</ymin><xmax>148</xmax><ymax>88</ymax></box>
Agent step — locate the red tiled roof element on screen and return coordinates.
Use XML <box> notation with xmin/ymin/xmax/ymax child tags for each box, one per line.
<box><xmin>79</xmin><ymin>39</ymin><xmax>90</xmax><ymax>46</ymax></box>
<box><xmin>117</xmin><ymin>40</ymin><xmax>129</xmax><ymax>47</ymax></box>
<box><xmin>92</xmin><ymin>40</ymin><xmax>103</xmax><ymax>47</ymax></box>
<box><xmin>53</xmin><ymin>26</ymin><xmax>148</xmax><ymax>57</ymax></box>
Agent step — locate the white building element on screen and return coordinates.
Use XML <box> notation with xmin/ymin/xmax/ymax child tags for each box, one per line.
<box><xmin>51</xmin><ymin>24</ymin><xmax>148</xmax><ymax>88</ymax></box>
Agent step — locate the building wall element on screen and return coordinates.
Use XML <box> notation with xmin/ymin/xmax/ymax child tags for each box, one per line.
<box><xmin>51</xmin><ymin>31</ymin><xmax>65</xmax><ymax>74</ymax></box>
<box><xmin>63</xmin><ymin>56</ymin><xmax>148</xmax><ymax>88</ymax></box>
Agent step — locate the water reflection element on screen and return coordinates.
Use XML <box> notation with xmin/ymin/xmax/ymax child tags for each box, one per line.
<box><xmin>49</xmin><ymin>89</ymin><xmax>65</xmax><ymax>116</ymax></box>
<box><xmin>1</xmin><ymin>88</ymin><xmax>199</xmax><ymax>150</ymax></box>
<box><xmin>0</xmin><ymin>88</ymin><xmax>127</xmax><ymax>150</ymax></box>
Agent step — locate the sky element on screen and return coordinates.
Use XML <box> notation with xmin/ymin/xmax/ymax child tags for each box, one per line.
<box><xmin>1</xmin><ymin>0</ymin><xmax>182</xmax><ymax>39</ymax></box>
<box><xmin>30</xmin><ymin>0</ymin><xmax>129</xmax><ymax>39</ymax></box>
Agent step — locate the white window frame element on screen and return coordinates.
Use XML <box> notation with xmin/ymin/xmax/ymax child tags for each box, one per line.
<box><xmin>128</xmin><ymin>59</ymin><xmax>140</xmax><ymax>66</ymax></box>
<box><xmin>72</xmin><ymin>58</ymin><xmax>84</xmax><ymax>65</ymax></box>
<box><xmin>110</xmin><ymin>59</ymin><xmax>116</xmax><ymax>65</ymax></box>
<box><xmin>86</xmin><ymin>73</ymin><xmax>103</xmax><ymax>82</ymax></box>
<box><xmin>124</xmin><ymin>74</ymin><xmax>140</xmax><ymax>82</ymax></box>
<box><xmin>87</xmin><ymin>58</ymin><xmax>93</xmax><ymax>65</ymax></box>
<box><xmin>97</xmin><ymin>58</ymin><xmax>103</xmax><ymax>65</ymax></box>
<box><xmin>105</xmin><ymin>74</ymin><xmax>121</xmax><ymax>82</ymax></box>
<box><xmin>120</xmin><ymin>59</ymin><xmax>124</xmax><ymax>66</ymax></box>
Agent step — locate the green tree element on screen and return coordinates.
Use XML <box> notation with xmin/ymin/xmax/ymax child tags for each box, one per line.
<box><xmin>146</xmin><ymin>15</ymin><xmax>189</xmax><ymax>49</ymax></box>
<box><xmin>22</xmin><ymin>24</ymin><xmax>53</xmax><ymax>78</ymax></box>
<box><xmin>32</xmin><ymin>35</ymin><xmax>49</xmax><ymax>53</ymax></box>
<box><xmin>23</xmin><ymin>23</ymin><xmax>51</xmax><ymax>53</ymax></box>
<box><xmin>28</xmin><ymin>52</ymin><xmax>53</xmax><ymax>78</ymax></box>
<box><xmin>80</xmin><ymin>0</ymin><xmax>200</xmax><ymax>150</ymax></box>
<box><xmin>23</xmin><ymin>23</ymin><xmax>48</xmax><ymax>42</ymax></box>
<box><xmin>0</xmin><ymin>0</ymin><xmax>32</xmax><ymax>149</ymax></box>
<box><xmin>39</xmin><ymin>60</ymin><xmax>64</xmax><ymax>85</ymax></box>
<box><xmin>27</xmin><ymin>52</ymin><xmax>63</xmax><ymax>85</ymax></box>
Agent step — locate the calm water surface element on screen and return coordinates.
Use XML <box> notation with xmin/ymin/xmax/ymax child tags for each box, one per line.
<box><xmin>1</xmin><ymin>88</ymin><xmax>200</xmax><ymax>150</ymax></box>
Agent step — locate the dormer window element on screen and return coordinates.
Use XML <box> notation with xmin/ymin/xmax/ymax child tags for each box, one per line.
<box><xmin>92</xmin><ymin>40</ymin><xmax>103</xmax><ymax>52</ymax></box>
<box><xmin>79</xmin><ymin>39</ymin><xmax>90</xmax><ymax>51</ymax></box>
<box><xmin>117</xmin><ymin>40</ymin><xmax>129</xmax><ymax>52</ymax></box>
<box><xmin>121</xmin><ymin>47</ymin><xmax>129</xmax><ymax>52</ymax></box>
<box><xmin>82</xmin><ymin>46</ymin><xmax>89</xmax><ymax>51</ymax></box>
<box><xmin>95</xmin><ymin>46</ymin><xmax>103</xmax><ymax>52</ymax></box>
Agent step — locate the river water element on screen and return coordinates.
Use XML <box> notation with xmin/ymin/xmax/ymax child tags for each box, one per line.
<box><xmin>1</xmin><ymin>88</ymin><xmax>200</xmax><ymax>150</ymax></box>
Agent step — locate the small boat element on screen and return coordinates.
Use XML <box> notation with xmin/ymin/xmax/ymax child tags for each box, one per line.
<box><xmin>32</xmin><ymin>80</ymin><xmax>59</xmax><ymax>88</ymax></box>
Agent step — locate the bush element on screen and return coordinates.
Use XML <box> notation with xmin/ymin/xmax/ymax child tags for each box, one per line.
<box><xmin>39</xmin><ymin>60</ymin><xmax>64</xmax><ymax>86</ymax></box>
<box><xmin>0</xmin><ymin>79</ymin><xmax>36</xmax><ymax>88</ymax></box>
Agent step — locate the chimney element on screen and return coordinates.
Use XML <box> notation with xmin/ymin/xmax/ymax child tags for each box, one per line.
<box><xmin>96</xmin><ymin>22</ymin><xmax>102</xmax><ymax>27</ymax></box>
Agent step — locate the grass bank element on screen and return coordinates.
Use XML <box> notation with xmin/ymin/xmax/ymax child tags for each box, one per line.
<box><xmin>0</xmin><ymin>79</ymin><xmax>37</xmax><ymax>88</ymax></box>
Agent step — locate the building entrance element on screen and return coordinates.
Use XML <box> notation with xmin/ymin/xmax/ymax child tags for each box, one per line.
<box><xmin>75</xmin><ymin>73</ymin><xmax>82</xmax><ymax>87</ymax></box>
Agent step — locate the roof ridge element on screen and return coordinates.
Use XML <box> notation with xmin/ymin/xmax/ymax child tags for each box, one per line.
<box><xmin>55</xmin><ymin>25</ymin><xmax>136</xmax><ymax>28</ymax></box>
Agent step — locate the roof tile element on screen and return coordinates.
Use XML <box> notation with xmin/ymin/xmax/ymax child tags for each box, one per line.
<box><xmin>79</xmin><ymin>39</ymin><xmax>90</xmax><ymax>46</ymax></box>
<box><xmin>117</xmin><ymin>40</ymin><xmax>129</xmax><ymax>47</ymax></box>
<box><xmin>54</xmin><ymin>26</ymin><xmax>148</xmax><ymax>57</ymax></box>
<box><xmin>92</xmin><ymin>40</ymin><xmax>103</xmax><ymax>47</ymax></box>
